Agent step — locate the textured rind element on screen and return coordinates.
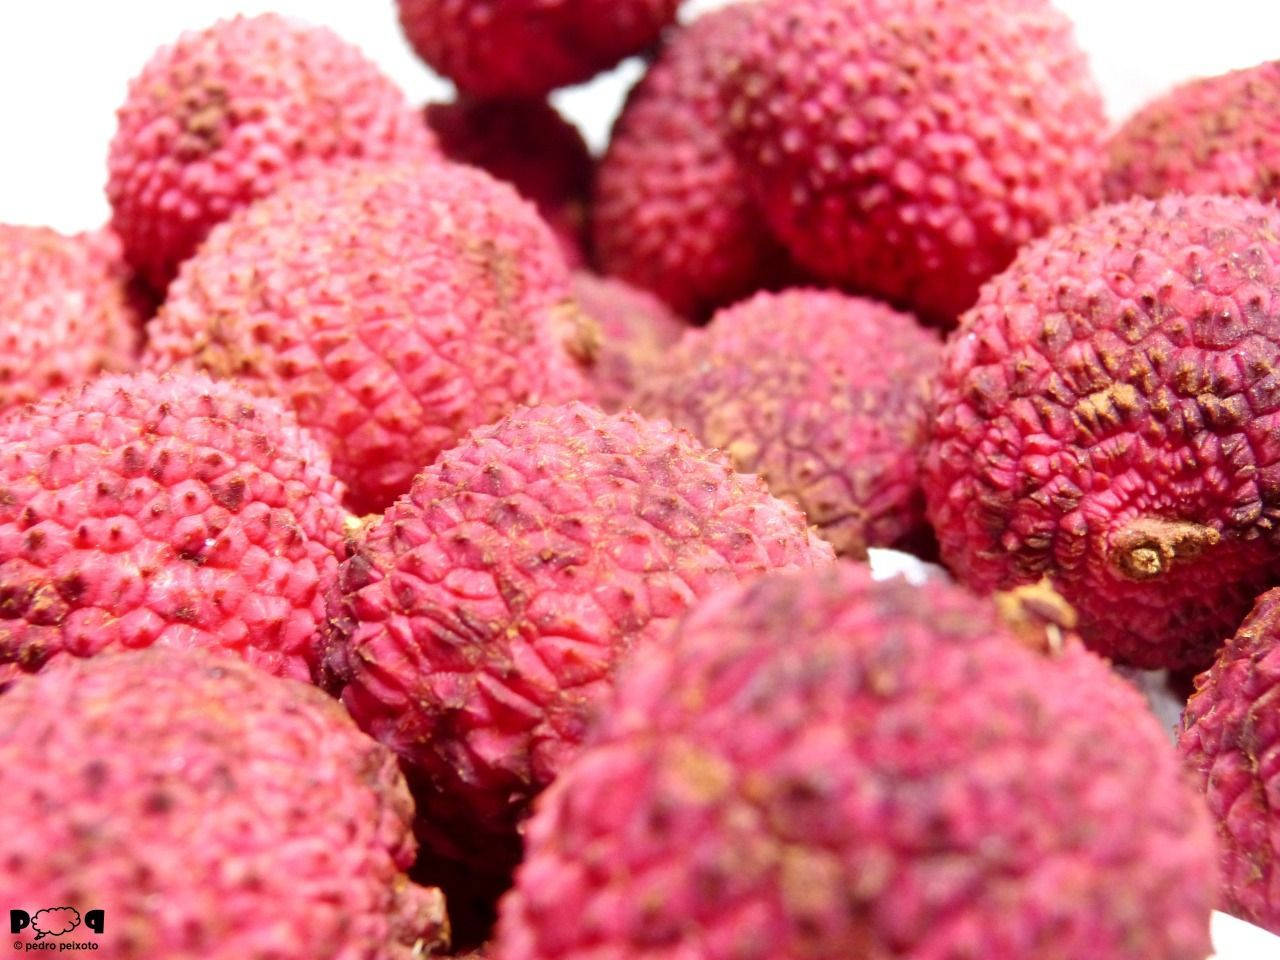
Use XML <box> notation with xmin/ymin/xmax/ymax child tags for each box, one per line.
<box><xmin>0</xmin><ymin>650</ymin><xmax>449</xmax><ymax>958</ymax></box>
<box><xmin>495</xmin><ymin>564</ymin><xmax>1216</xmax><ymax>960</ymax></box>
<box><xmin>143</xmin><ymin>160</ymin><xmax>587</xmax><ymax>514</ymax></box>
<box><xmin>321</xmin><ymin>402</ymin><xmax>834</xmax><ymax>876</ymax></box>
<box><xmin>1106</xmin><ymin>62</ymin><xmax>1280</xmax><ymax>204</ymax></box>
<box><xmin>0</xmin><ymin>371</ymin><xmax>348</xmax><ymax>684</ymax></box>
<box><xmin>924</xmin><ymin>194</ymin><xmax>1280</xmax><ymax>669</ymax></box>
<box><xmin>397</xmin><ymin>0</ymin><xmax>681</xmax><ymax>99</ymax></box>
<box><xmin>108</xmin><ymin>13</ymin><xmax>435</xmax><ymax>290</ymax></box>
<box><xmin>636</xmin><ymin>289</ymin><xmax>940</xmax><ymax>558</ymax></box>
<box><xmin>426</xmin><ymin>98</ymin><xmax>593</xmax><ymax>267</ymax></box>
<box><xmin>722</xmin><ymin>0</ymin><xmax>1107</xmax><ymax>324</ymax></box>
<box><xmin>594</xmin><ymin>7</ymin><xmax>788</xmax><ymax>317</ymax></box>
<box><xmin>572</xmin><ymin>273</ymin><xmax>687</xmax><ymax>413</ymax></box>
<box><xmin>1180</xmin><ymin>586</ymin><xmax>1280</xmax><ymax>934</ymax></box>
<box><xmin>0</xmin><ymin>226</ymin><xmax>141</xmax><ymax>411</ymax></box>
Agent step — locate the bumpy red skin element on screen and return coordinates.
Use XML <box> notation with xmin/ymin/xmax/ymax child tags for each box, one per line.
<box><xmin>722</xmin><ymin>0</ymin><xmax>1106</xmax><ymax>325</ymax></box>
<box><xmin>594</xmin><ymin>7</ymin><xmax>791</xmax><ymax>318</ymax></box>
<box><xmin>426</xmin><ymin>98</ymin><xmax>593</xmax><ymax>268</ymax></box>
<box><xmin>320</xmin><ymin>402</ymin><xmax>834</xmax><ymax>878</ymax></box>
<box><xmin>495</xmin><ymin>564</ymin><xmax>1216</xmax><ymax>960</ymax></box>
<box><xmin>637</xmin><ymin>289</ymin><xmax>941</xmax><ymax>558</ymax></box>
<box><xmin>924</xmin><ymin>195</ymin><xmax>1280</xmax><ymax>670</ymax></box>
<box><xmin>1180</xmin><ymin>586</ymin><xmax>1280</xmax><ymax>934</ymax></box>
<box><xmin>1107</xmin><ymin>62</ymin><xmax>1280</xmax><ymax>204</ymax></box>
<box><xmin>397</xmin><ymin>0</ymin><xmax>680</xmax><ymax>99</ymax></box>
<box><xmin>0</xmin><ymin>372</ymin><xmax>348</xmax><ymax>685</ymax></box>
<box><xmin>108</xmin><ymin>14</ymin><xmax>435</xmax><ymax>291</ymax></box>
<box><xmin>572</xmin><ymin>272</ymin><xmax>687</xmax><ymax>412</ymax></box>
<box><xmin>144</xmin><ymin>161</ymin><xmax>586</xmax><ymax>514</ymax></box>
<box><xmin>0</xmin><ymin>650</ymin><xmax>448</xmax><ymax>959</ymax></box>
<box><xmin>0</xmin><ymin>226</ymin><xmax>141</xmax><ymax>411</ymax></box>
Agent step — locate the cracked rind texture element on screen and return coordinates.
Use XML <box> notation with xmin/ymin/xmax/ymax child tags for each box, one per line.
<box><xmin>143</xmin><ymin>160</ymin><xmax>587</xmax><ymax>515</ymax></box>
<box><xmin>1180</xmin><ymin>586</ymin><xmax>1280</xmax><ymax>934</ymax></box>
<box><xmin>396</xmin><ymin>0</ymin><xmax>681</xmax><ymax>99</ymax></box>
<box><xmin>572</xmin><ymin>273</ymin><xmax>687</xmax><ymax>413</ymax></box>
<box><xmin>1106</xmin><ymin>62</ymin><xmax>1280</xmax><ymax>205</ymax></box>
<box><xmin>0</xmin><ymin>226</ymin><xmax>141</xmax><ymax>412</ymax></box>
<box><xmin>426</xmin><ymin>98</ymin><xmax>593</xmax><ymax>268</ymax></box>
<box><xmin>593</xmin><ymin>7</ymin><xmax>789</xmax><ymax>318</ymax></box>
<box><xmin>320</xmin><ymin>402</ymin><xmax>834</xmax><ymax>877</ymax></box>
<box><xmin>721</xmin><ymin>0</ymin><xmax>1106</xmax><ymax>325</ymax></box>
<box><xmin>924</xmin><ymin>195</ymin><xmax>1280</xmax><ymax>670</ymax></box>
<box><xmin>107</xmin><ymin>13</ymin><xmax>435</xmax><ymax>291</ymax></box>
<box><xmin>0</xmin><ymin>649</ymin><xmax>449</xmax><ymax>958</ymax></box>
<box><xmin>636</xmin><ymin>289</ymin><xmax>940</xmax><ymax>558</ymax></box>
<box><xmin>495</xmin><ymin>564</ymin><xmax>1216</xmax><ymax>960</ymax></box>
<box><xmin>0</xmin><ymin>371</ymin><xmax>348</xmax><ymax>685</ymax></box>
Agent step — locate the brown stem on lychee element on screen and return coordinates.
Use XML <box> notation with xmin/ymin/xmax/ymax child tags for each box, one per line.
<box><xmin>1108</xmin><ymin>518</ymin><xmax>1221</xmax><ymax>582</ymax></box>
<box><xmin>994</xmin><ymin>579</ymin><xmax>1077</xmax><ymax>656</ymax></box>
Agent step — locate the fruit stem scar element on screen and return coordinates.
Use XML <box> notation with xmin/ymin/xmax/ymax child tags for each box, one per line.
<box><xmin>1108</xmin><ymin>517</ymin><xmax>1220</xmax><ymax>581</ymax></box>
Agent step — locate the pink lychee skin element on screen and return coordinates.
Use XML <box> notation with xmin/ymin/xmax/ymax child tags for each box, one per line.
<box><xmin>320</xmin><ymin>402</ymin><xmax>835</xmax><ymax>876</ymax></box>
<box><xmin>0</xmin><ymin>371</ymin><xmax>348</xmax><ymax>685</ymax></box>
<box><xmin>1180</xmin><ymin>585</ymin><xmax>1280</xmax><ymax>935</ymax></box>
<box><xmin>0</xmin><ymin>225</ymin><xmax>141</xmax><ymax>412</ymax></box>
<box><xmin>107</xmin><ymin>13</ymin><xmax>436</xmax><ymax>291</ymax></box>
<box><xmin>143</xmin><ymin>160</ymin><xmax>588</xmax><ymax>515</ymax></box>
<box><xmin>923</xmin><ymin>194</ymin><xmax>1280</xmax><ymax>670</ymax></box>
<box><xmin>495</xmin><ymin>564</ymin><xmax>1217</xmax><ymax>960</ymax></box>
<box><xmin>0</xmin><ymin>649</ymin><xmax>449</xmax><ymax>959</ymax></box>
<box><xmin>721</xmin><ymin>0</ymin><xmax>1107</xmax><ymax>325</ymax></box>
<box><xmin>396</xmin><ymin>0</ymin><xmax>681</xmax><ymax>99</ymax></box>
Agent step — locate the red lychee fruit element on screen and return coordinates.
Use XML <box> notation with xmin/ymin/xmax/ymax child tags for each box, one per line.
<box><xmin>593</xmin><ymin>6</ymin><xmax>789</xmax><ymax>317</ymax></box>
<box><xmin>1106</xmin><ymin>61</ymin><xmax>1280</xmax><ymax>204</ymax></box>
<box><xmin>494</xmin><ymin>563</ymin><xmax>1216</xmax><ymax>960</ymax></box>
<box><xmin>0</xmin><ymin>649</ymin><xmax>449</xmax><ymax>959</ymax></box>
<box><xmin>0</xmin><ymin>371</ymin><xmax>348</xmax><ymax>685</ymax></box>
<box><xmin>924</xmin><ymin>194</ymin><xmax>1280</xmax><ymax>670</ymax></box>
<box><xmin>320</xmin><ymin>402</ymin><xmax>834</xmax><ymax>885</ymax></box>
<box><xmin>720</xmin><ymin>0</ymin><xmax>1107</xmax><ymax>324</ymax></box>
<box><xmin>425</xmin><ymin>98</ymin><xmax>593</xmax><ymax>267</ymax></box>
<box><xmin>107</xmin><ymin>13</ymin><xmax>435</xmax><ymax>291</ymax></box>
<box><xmin>0</xmin><ymin>225</ymin><xmax>141</xmax><ymax>411</ymax></box>
<box><xmin>143</xmin><ymin>160</ymin><xmax>588</xmax><ymax>514</ymax></box>
<box><xmin>396</xmin><ymin>0</ymin><xmax>681</xmax><ymax>99</ymax></box>
<box><xmin>635</xmin><ymin>289</ymin><xmax>941</xmax><ymax>558</ymax></box>
<box><xmin>1180</xmin><ymin>585</ymin><xmax>1280</xmax><ymax>935</ymax></box>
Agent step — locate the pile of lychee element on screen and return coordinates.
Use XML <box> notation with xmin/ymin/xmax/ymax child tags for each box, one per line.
<box><xmin>4</xmin><ymin>2</ymin><xmax>1280</xmax><ymax>958</ymax></box>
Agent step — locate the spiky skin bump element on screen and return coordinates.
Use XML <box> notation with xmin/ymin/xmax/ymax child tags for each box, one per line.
<box><xmin>0</xmin><ymin>372</ymin><xmax>348</xmax><ymax>685</ymax></box>
<box><xmin>594</xmin><ymin>7</ymin><xmax>788</xmax><ymax>318</ymax></box>
<box><xmin>636</xmin><ymin>290</ymin><xmax>940</xmax><ymax>558</ymax></box>
<box><xmin>396</xmin><ymin>0</ymin><xmax>681</xmax><ymax>99</ymax></box>
<box><xmin>1106</xmin><ymin>62</ymin><xmax>1280</xmax><ymax>205</ymax></box>
<box><xmin>0</xmin><ymin>226</ymin><xmax>141</xmax><ymax>412</ymax></box>
<box><xmin>320</xmin><ymin>402</ymin><xmax>834</xmax><ymax>879</ymax></box>
<box><xmin>721</xmin><ymin>0</ymin><xmax>1107</xmax><ymax>325</ymax></box>
<box><xmin>107</xmin><ymin>14</ymin><xmax>435</xmax><ymax>291</ymax></box>
<box><xmin>923</xmin><ymin>194</ymin><xmax>1280</xmax><ymax>669</ymax></box>
<box><xmin>426</xmin><ymin>98</ymin><xmax>593</xmax><ymax>268</ymax></box>
<box><xmin>495</xmin><ymin>564</ymin><xmax>1216</xmax><ymax>960</ymax></box>
<box><xmin>144</xmin><ymin>161</ymin><xmax>587</xmax><ymax>514</ymax></box>
<box><xmin>1180</xmin><ymin>586</ymin><xmax>1280</xmax><ymax>934</ymax></box>
<box><xmin>572</xmin><ymin>273</ymin><xmax>687</xmax><ymax>413</ymax></box>
<box><xmin>0</xmin><ymin>649</ymin><xmax>449</xmax><ymax>958</ymax></box>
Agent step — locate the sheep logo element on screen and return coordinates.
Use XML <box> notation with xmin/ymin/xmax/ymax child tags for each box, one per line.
<box><xmin>9</xmin><ymin>906</ymin><xmax>104</xmax><ymax>939</ymax></box>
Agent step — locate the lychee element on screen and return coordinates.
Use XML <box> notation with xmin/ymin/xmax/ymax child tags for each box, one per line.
<box><xmin>721</xmin><ymin>0</ymin><xmax>1107</xmax><ymax>324</ymax></box>
<box><xmin>107</xmin><ymin>13</ymin><xmax>434</xmax><ymax>290</ymax></box>
<box><xmin>924</xmin><ymin>194</ymin><xmax>1280</xmax><ymax>669</ymax></box>
<box><xmin>635</xmin><ymin>289</ymin><xmax>941</xmax><ymax>558</ymax></box>
<box><xmin>0</xmin><ymin>371</ymin><xmax>348</xmax><ymax>684</ymax></box>
<box><xmin>143</xmin><ymin>160</ymin><xmax>587</xmax><ymax>514</ymax></box>
<box><xmin>494</xmin><ymin>563</ymin><xmax>1216</xmax><ymax>960</ymax></box>
<box><xmin>0</xmin><ymin>649</ymin><xmax>449</xmax><ymax>958</ymax></box>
